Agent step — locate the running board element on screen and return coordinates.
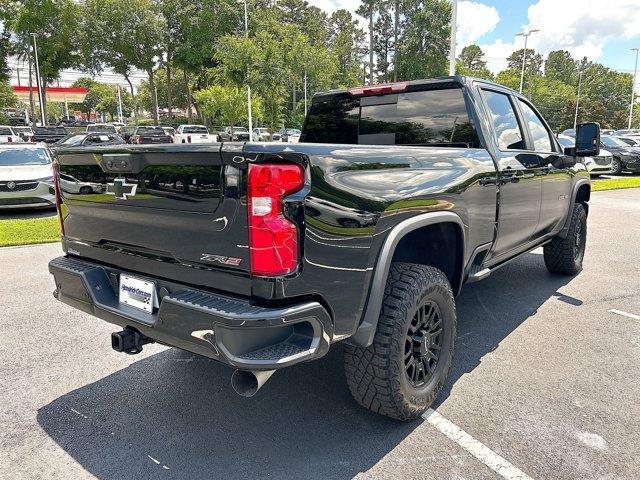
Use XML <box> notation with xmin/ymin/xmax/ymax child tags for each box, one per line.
<box><xmin>467</xmin><ymin>267</ymin><xmax>491</xmax><ymax>283</ymax></box>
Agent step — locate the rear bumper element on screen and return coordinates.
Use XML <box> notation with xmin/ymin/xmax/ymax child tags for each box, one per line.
<box><xmin>49</xmin><ymin>256</ymin><xmax>332</xmax><ymax>369</ymax></box>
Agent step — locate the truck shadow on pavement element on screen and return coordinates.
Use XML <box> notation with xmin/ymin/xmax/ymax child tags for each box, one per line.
<box><xmin>37</xmin><ymin>251</ymin><xmax>577</xmax><ymax>480</ymax></box>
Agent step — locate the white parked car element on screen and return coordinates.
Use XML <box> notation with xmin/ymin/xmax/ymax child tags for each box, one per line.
<box><xmin>11</xmin><ymin>126</ymin><xmax>34</xmax><ymax>143</ymax></box>
<box><xmin>58</xmin><ymin>173</ymin><xmax>103</xmax><ymax>194</ymax></box>
<box><xmin>252</xmin><ymin>128</ymin><xmax>281</xmax><ymax>142</ymax></box>
<box><xmin>0</xmin><ymin>144</ymin><xmax>55</xmax><ymax>209</ymax></box>
<box><xmin>173</xmin><ymin>125</ymin><xmax>218</xmax><ymax>144</ymax></box>
<box><xmin>557</xmin><ymin>134</ymin><xmax>613</xmax><ymax>176</ymax></box>
<box><xmin>278</xmin><ymin>128</ymin><xmax>301</xmax><ymax>143</ymax></box>
<box><xmin>0</xmin><ymin>126</ymin><xmax>23</xmax><ymax>144</ymax></box>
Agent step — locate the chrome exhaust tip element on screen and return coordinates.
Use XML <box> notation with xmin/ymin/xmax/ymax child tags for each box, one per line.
<box><xmin>230</xmin><ymin>369</ymin><xmax>276</xmax><ymax>397</ymax></box>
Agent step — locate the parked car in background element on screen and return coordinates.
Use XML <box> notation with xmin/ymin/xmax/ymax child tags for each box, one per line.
<box><xmin>58</xmin><ymin>173</ymin><xmax>103</xmax><ymax>194</ymax></box>
<box><xmin>160</xmin><ymin>126</ymin><xmax>176</xmax><ymax>137</ymax></box>
<box><xmin>613</xmin><ymin>129</ymin><xmax>640</xmax><ymax>137</ymax></box>
<box><xmin>558</xmin><ymin>135</ymin><xmax>613</xmax><ymax>176</ymax></box>
<box><xmin>601</xmin><ymin>134</ymin><xmax>640</xmax><ymax>174</ymax></box>
<box><xmin>120</xmin><ymin>126</ymin><xmax>173</xmax><ymax>144</ymax></box>
<box><xmin>217</xmin><ymin>126</ymin><xmax>251</xmax><ymax>141</ymax></box>
<box><xmin>2</xmin><ymin>108</ymin><xmax>30</xmax><ymax>126</ymax></box>
<box><xmin>32</xmin><ymin>126</ymin><xmax>69</xmax><ymax>144</ymax></box>
<box><xmin>561</xmin><ymin>128</ymin><xmax>575</xmax><ymax>137</ymax></box>
<box><xmin>110</xmin><ymin>122</ymin><xmax>126</xmax><ymax>130</ymax></box>
<box><xmin>0</xmin><ymin>144</ymin><xmax>54</xmax><ymax>209</ymax></box>
<box><xmin>253</xmin><ymin>128</ymin><xmax>281</xmax><ymax>142</ymax></box>
<box><xmin>12</xmin><ymin>126</ymin><xmax>34</xmax><ymax>143</ymax></box>
<box><xmin>616</xmin><ymin>136</ymin><xmax>640</xmax><ymax>147</ymax></box>
<box><xmin>54</xmin><ymin>133</ymin><xmax>126</xmax><ymax>148</ymax></box>
<box><xmin>601</xmin><ymin>129</ymin><xmax>616</xmax><ymax>135</ymax></box>
<box><xmin>279</xmin><ymin>128</ymin><xmax>301</xmax><ymax>143</ymax></box>
<box><xmin>86</xmin><ymin>123</ymin><xmax>118</xmax><ymax>134</ymax></box>
<box><xmin>0</xmin><ymin>126</ymin><xmax>22</xmax><ymax>143</ymax></box>
<box><xmin>173</xmin><ymin>125</ymin><xmax>218</xmax><ymax>143</ymax></box>
<box><xmin>59</xmin><ymin>118</ymin><xmax>92</xmax><ymax>128</ymax></box>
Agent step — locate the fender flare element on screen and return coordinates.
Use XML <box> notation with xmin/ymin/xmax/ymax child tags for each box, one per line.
<box><xmin>559</xmin><ymin>179</ymin><xmax>590</xmax><ymax>238</ymax></box>
<box><xmin>348</xmin><ymin>211</ymin><xmax>466</xmax><ymax>347</ymax></box>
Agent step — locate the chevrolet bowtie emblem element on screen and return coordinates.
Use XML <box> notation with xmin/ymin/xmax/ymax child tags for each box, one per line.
<box><xmin>106</xmin><ymin>178</ymin><xmax>137</xmax><ymax>200</ymax></box>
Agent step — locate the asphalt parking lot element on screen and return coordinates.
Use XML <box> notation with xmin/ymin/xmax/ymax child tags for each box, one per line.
<box><xmin>1</xmin><ymin>188</ymin><xmax>639</xmax><ymax>480</ymax></box>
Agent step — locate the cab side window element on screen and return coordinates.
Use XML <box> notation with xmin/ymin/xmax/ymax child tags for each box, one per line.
<box><xmin>481</xmin><ymin>90</ymin><xmax>525</xmax><ymax>151</ymax></box>
<box><xmin>518</xmin><ymin>99</ymin><xmax>554</xmax><ymax>152</ymax></box>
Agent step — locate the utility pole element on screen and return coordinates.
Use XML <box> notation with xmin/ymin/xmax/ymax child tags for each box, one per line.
<box><xmin>27</xmin><ymin>53</ymin><xmax>35</xmax><ymax>128</ymax></box>
<box><xmin>573</xmin><ymin>70</ymin><xmax>583</xmax><ymax>130</ymax></box>
<box><xmin>16</xmin><ymin>67</ymin><xmax>21</xmax><ymax>86</ymax></box>
<box><xmin>449</xmin><ymin>0</ymin><xmax>458</xmax><ymax>76</ymax></box>
<box><xmin>31</xmin><ymin>33</ymin><xmax>46</xmax><ymax>125</ymax></box>
<box><xmin>243</xmin><ymin>0</ymin><xmax>253</xmax><ymax>138</ymax></box>
<box><xmin>628</xmin><ymin>48</ymin><xmax>639</xmax><ymax>130</ymax></box>
<box><xmin>516</xmin><ymin>29</ymin><xmax>539</xmax><ymax>94</ymax></box>
<box><xmin>304</xmin><ymin>69</ymin><xmax>308</xmax><ymax>116</ymax></box>
<box><xmin>116</xmin><ymin>84</ymin><xmax>124</xmax><ymax>124</ymax></box>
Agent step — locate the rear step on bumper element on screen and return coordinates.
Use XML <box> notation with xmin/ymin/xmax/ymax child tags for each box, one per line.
<box><xmin>49</xmin><ymin>256</ymin><xmax>332</xmax><ymax>369</ymax></box>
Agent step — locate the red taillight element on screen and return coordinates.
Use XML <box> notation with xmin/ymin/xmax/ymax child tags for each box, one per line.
<box><xmin>248</xmin><ymin>163</ymin><xmax>304</xmax><ymax>276</ymax></box>
<box><xmin>187</xmin><ymin>135</ymin><xmax>191</xmax><ymax>143</ymax></box>
<box><xmin>52</xmin><ymin>162</ymin><xmax>65</xmax><ymax>236</ymax></box>
<box><xmin>7</xmin><ymin>137</ymin><xmax>12</xmax><ymax>143</ymax></box>
<box><xmin>348</xmin><ymin>81</ymin><xmax>409</xmax><ymax>97</ymax></box>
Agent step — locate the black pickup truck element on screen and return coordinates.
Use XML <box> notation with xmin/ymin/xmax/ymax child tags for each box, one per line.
<box><xmin>32</xmin><ymin>126</ymin><xmax>69</xmax><ymax>143</ymax></box>
<box><xmin>48</xmin><ymin>77</ymin><xmax>599</xmax><ymax>420</ymax></box>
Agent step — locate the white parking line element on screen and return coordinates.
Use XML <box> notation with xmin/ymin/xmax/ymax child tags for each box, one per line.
<box><xmin>423</xmin><ymin>409</ymin><xmax>534</xmax><ymax>480</ymax></box>
<box><xmin>609</xmin><ymin>309</ymin><xmax>640</xmax><ymax>320</ymax></box>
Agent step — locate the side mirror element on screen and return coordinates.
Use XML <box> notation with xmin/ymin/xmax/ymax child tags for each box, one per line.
<box><xmin>575</xmin><ymin>122</ymin><xmax>600</xmax><ymax>157</ymax></box>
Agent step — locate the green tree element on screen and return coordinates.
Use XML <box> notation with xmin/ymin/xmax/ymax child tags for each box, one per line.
<box><xmin>0</xmin><ymin>79</ymin><xmax>18</xmax><ymax>109</ymax></box>
<box><xmin>328</xmin><ymin>10</ymin><xmax>365</xmax><ymax>88</ymax></box>
<box><xmin>81</xmin><ymin>0</ymin><xmax>164</xmax><ymax>123</ymax></box>
<box><xmin>545</xmin><ymin>50</ymin><xmax>577</xmax><ymax>83</ymax></box>
<box><xmin>456</xmin><ymin>44</ymin><xmax>493</xmax><ymax>80</ymax></box>
<box><xmin>507</xmin><ymin>48</ymin><xmax>543</xmax><ymax>76</ymax></box>
<box><xmin>357</xmin><ymin>0</ymin><xmax>378</xmax><ymax>84</ymax></box>
<box><xmin>194</xmin><ymin>84</ymin><xmax>263</xmax><ymax>128</ymax></box>
<box><xmin>374</xmin><ymin>9</ymin><xmax>394</xmax><ymax>83</ymax></box>
<box><xmin>138</xmin><ymin>68</ymin><xmax>189</xmax><ymax>115</ymax></box>
<box><xmin>395</xmin><ymin>0</ymin><xmax>450</xmax><ymax>81</ymax></box>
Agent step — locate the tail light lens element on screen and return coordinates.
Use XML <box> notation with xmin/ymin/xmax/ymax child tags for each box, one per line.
<box><xmin>52</xmin><ymin>162</ymin><xmax>65</xmax><ymax>236</ymax></box>
<box><xmin>187</xmin><ymin>135</ymin><xmax>191</xmax><ymax>143</ymax></box>
<box><xmin>7</xmin><ymin>137</ymin><xmax>12</xmax><ymax>143</ymax></box>
<box><xmin>248</xmin><ymin>163</ymin><xmax>304</xmax><ymax>276</ymax></box>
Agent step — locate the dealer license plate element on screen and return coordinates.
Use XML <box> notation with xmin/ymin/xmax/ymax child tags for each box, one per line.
<box><xmin>119</xmin><ymin>274</ymin><xmax>157</xmax><ymax>313</ymax></box>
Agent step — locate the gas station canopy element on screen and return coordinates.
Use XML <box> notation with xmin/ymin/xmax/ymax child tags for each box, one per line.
<box><xmin>12</xmin><ymin>86</ymin><xmax>88</xmax><ymax>104</ymax></box>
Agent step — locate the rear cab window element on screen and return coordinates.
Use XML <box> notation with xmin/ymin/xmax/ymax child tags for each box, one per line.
<box><xmin>301</xmin><ymin>86</ymin><xmax>480</xmax><ymax>148</ymax></box>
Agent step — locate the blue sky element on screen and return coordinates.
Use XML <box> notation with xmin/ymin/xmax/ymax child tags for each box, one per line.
<box><xmin>310</xmin><ymin>0</ymin><xmax>640</xmax><ymax>75</ymax></box>
<box><xmin>459</xmin><ymin>0</ymin><xmax>640</xmax><ymax>74</ymax></box>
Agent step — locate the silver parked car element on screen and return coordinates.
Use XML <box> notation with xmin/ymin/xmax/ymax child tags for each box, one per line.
<box><xmin>557</xmin><ymin>134</ymin><xmax>613</xmax><ymax>176</ymax></box>
<box><xmin>0</xmin><ymin>144</ymin><xmax>55</xmax><ymax>209</ymax></box>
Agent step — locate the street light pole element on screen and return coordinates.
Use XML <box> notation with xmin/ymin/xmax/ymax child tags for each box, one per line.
<box><xmin>449</xmin><ymin>0</ymin><xmax>457</xmax><ymax>76</ymax></box>
<box><xmin>244</xmin><ymin>0</ymin><xmax>253</xmax><ymax>138</ymax></box>
<box><xmin>516</xmin><ymin>29</ymin><xmax>539</xmax><ymax>94</ymax></box>
<box><xmin>628</xmin><ymin>47</ymin><xmax>639</xmax><ymax>130</ymax></box>
<box><xmin>574</xmin><ymin>70</ymin><xmax>583</xmax><ymax>130</ymax></box>
<box><xmin>31</xmin><ymin>33</ymin><xmax>46</xmax><ymax>126</ymax></box>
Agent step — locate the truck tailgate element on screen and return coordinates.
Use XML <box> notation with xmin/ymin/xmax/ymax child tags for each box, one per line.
<box><xmin>54</xmin><ymin>143</ymin><xmax>251</xmax><ymax>296</ymax></box>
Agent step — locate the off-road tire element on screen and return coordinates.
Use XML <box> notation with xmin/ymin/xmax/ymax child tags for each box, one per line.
<box><xmin>543</xmin><ymin>203</ymin><xmax>587</xmax><ymax>275</ymax></box>
<box><xmin>344</xmin><ymin>263</ymin><xmax>456</xmax><ymax>421</ymax></box>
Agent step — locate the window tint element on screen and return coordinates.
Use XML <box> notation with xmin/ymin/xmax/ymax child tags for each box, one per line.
<box><xmin>482</xmin><ymin>90</ymin><xmax>525</xmax><ymax>150</ymax></box>
<box><xmin>0</xmin><ymin>127</ymin><xmax>12</xmax><ymax>135</ymax></box>
<box><xmin>518</xmin><ymin>100</ymin><xmax>553</xmax><ymax>151</ymax></box>
<box><xmin>183</xmin><ymin>126</ymin><xmax>208</xmax><ymax>134</ymax></box>
<box><xmin>359</xmin><ymin>89</ymin><xmax>479</xmax><ymax>147</ymax></box>
<box><xmin>301</xmin><ymin>97</ymin><xmax>360</xmax><ymax>144</ymax></box>
<box><xmin>137</xmin><ymin>127</ymin><xmax>165</xmax><ymax>135</ymax></box>
<box><xmin>302</xmin><ymin>88</ymin><xmax>479</xmax><ymax>147</ymax></box>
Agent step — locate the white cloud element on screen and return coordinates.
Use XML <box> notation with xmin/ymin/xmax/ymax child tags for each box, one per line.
<box><xmin>456</xmin><ymin>1</ymin><xmax>500</xmax><ymax>54</ymax></box>
<box><xmin>478</xmin><ymin>0</ymin><xmax>640</xmax><ymax>73</ymax></box>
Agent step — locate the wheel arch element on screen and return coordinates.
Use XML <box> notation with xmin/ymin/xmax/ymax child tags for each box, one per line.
<box><xmin>559</xmin><ymin>179</ymin><xmax>590</xmax><ymax>238</ymax></box>
<box><xmin>348</xmin><ymin>211</ymin><xmax>466</xmax><ymax>347</ymax></box>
